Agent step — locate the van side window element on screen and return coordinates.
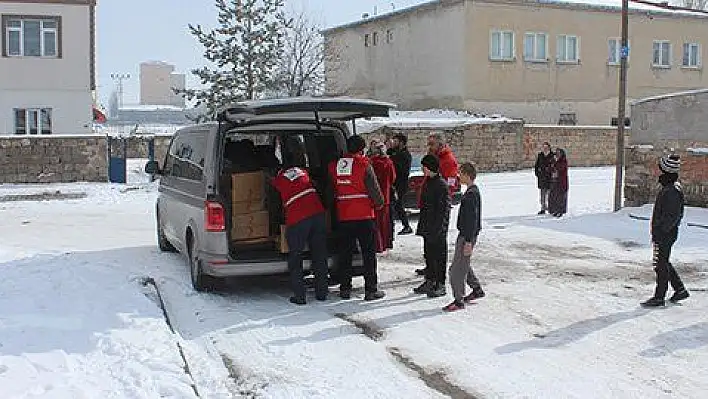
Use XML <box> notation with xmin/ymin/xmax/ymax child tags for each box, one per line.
<box><xmin>171</xmin><ymin>131</ymin><xmax>208</xmax><ymax>181</ymax></box>
<box><xmin>162</xmin><ymin>135</ymin><xmax>183</xmax><ymax>176</ymax></box>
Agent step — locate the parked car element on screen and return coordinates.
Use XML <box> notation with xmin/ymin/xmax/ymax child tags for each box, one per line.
<box><xmin>145</xmin><ymin>97</ymin><xmax>396</xmax><ymax>291</ymax></box>
<box><xmin>400</xmin><ymin>155</ymin><xmax>462</xmax><ymax>210</ymax></box>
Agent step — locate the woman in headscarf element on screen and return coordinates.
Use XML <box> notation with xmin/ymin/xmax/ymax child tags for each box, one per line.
<box><xmin>369</xmin><ymin>139</ymin><xmax>397</xmax><ymax>253</ymax></box>
<box><xmin>548</xmin><ymin>148</ymin><xmax>569</xmax><ymax>217</ymax></box>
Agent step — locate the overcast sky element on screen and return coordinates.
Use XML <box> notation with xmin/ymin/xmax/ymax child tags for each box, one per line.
<box><xmin>96</xmin><ymin>0</ymin><xmax>426</xmax><ymax>107</ymax></box>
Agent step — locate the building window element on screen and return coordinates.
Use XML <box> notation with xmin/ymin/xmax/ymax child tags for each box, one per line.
<box><xmin>524</xmin><ymin>32</ymin><xmax>547</xmax><ymax>62</ymax></box>
<box><xmin>653</xmin><ymin>40</ymin><xmax>671</xmax><ymax>67</ymax></box>
<box><xmin>14</xmin><ymin>108</ymin><xmax>52</xmax><ymax>135</ymax></box>
<box><xmin>386</xmin><ymin>29</ymin><xmax>393</xmax><ymax>44</ymax></box>
<box><xmin>682</xmin><ymin>42</ymin><xmax>700</xmax><ymax>68</ymax></box>
<box><xmin>3</xmin><ymin>16</ymin><xmax>60</xmax><ymax>57</ymax></box>
<box><xmin>372</xmin><ymin>32</ymin><xmax>378</xmax><ymax>46</ymax></box>
<box><xmin>490</xmin><ymin>30</ymin><xmax>514</xmax><ymax>61</ymax></box>
<box><xmin>557</xmin><ymin>35</ymin><xmax>579</xmax><ymax>63</ymax></box>
<box><xmin>608</xmin><ymin>38</ymin><xmax>631</xmax><ymax>65</ymax></box>
<box><xmin>364</xmin><ymin>33</ymin><xmax>370</xmax><ymax>47</ymax></box>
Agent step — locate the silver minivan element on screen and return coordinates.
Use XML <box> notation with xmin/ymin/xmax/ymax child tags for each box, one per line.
<box><xmin>145</xmin><ymin>98</ymin><xmax>395</xmax><ymax>291</ymax></box>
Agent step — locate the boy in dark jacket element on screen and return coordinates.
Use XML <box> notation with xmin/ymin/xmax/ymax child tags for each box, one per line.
<box><xmin>444</xmin><ymin>162</ymin><xmax>485</xmax><ymax>312</ymax></box>
<box><xmin>414</xmin><ymin>155</ymin><xmax>451</xmax><ymax>298</ymax></box>
<box><xmin>641</xmin><ymin>154</ymin><xmax>689</xmax><ymax>308</ymax></box>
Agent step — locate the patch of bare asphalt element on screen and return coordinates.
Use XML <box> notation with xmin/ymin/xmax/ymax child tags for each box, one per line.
<box><xmin>219</xmin><ymin>352</ymin><xmax>268</xmax><ymax>399</ymax></box>
<box><xmin>334</xmin><ymin>313</ymin><xmax>481</xmax><ymax>399</ymax></box>
<box><xmin>388</xmin><ymin>347</ymin><xmax>481</xmax><ymax>399</ymax></box>
<box><xmin>0</xmin><ymin>191</ymin><xmax>87</xmax><ymax>202</ymax></box>
<box><xmin>333</xmin><ymin>313</ymin><xmax>385</xmax><ymax>341</ymax></box>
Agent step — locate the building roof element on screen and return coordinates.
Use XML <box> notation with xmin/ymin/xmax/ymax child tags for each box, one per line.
<box><xmin>321</xmin><ymin>0</ymin><xmax>707</xmax><ymax>34</ymax></box>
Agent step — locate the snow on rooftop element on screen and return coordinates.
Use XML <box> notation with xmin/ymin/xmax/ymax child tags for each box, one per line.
<box><xmin>325</xmin><ymin>0</ymin><xmax>706</xmax><ymax>32</ymax></box>
<box><xmin>355</xmin><ymin>109</ymin><xmax>518</xmax><ymax>134</ymax></box>
<box><xmin>688</xmin><ymin>147</ymin><xmax>708</xmax><ymax>155</ymax></box>
<box><xmin>119</xmin><ymin>104</ymin><xmax>186</xmax><ymax>112</ymax></box>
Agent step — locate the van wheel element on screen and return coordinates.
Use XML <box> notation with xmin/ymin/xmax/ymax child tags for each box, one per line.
<box><xmin>156</xmin><ymin>213</ymin><xmax>176</xmax><ymax>253</ymax></box>
<box><xmin>188</xmin><ymin>235</ymin><xmax>215</xmax><ymax>292</ymax></box>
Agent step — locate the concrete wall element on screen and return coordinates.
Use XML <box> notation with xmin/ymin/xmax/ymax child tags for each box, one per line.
<box><xmin>0</xmin><ymin>2</ymin><xmax>93</xmax><ymax>134</ymax></box>
<box><xmin>625</xmin><ymin>145</ymin><xmax>708</xmax><ymax>207</ymax></box>
<box><xmin>631</xmin><ymin>89</ymin><xmax>708</xmax><ymax>147</ymax></box>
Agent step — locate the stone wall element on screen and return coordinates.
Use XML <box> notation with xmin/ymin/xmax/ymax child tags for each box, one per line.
<box><xmin>0</xmin><ymin>135</ymin><xmax>107</xmax><ymax>184</ymax></box>
<box><xmin>625</xmin><ymin>146</ymin><xmax>708</xmax><ymax>208</ymax></box>
<box><xmin>361</xmin><ymin>124</ymin><xmax>621</xmax><ymax>172</ymax></box>
<box><xmin>361</xmin><ymin>122</ymin><xmax>524</xmax><ymax>172</ymax></box>
<box><xmin>522</xmin><ymin>125</ymin><xmax>629</xmax><ymax>169</ymax></box>
<box><xmin>1</xmin><ymin>125</ymin><xmax>626</xmax><ymax>184</ymax></box>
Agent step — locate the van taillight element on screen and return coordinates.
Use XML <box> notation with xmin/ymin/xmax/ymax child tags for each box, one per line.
<box><xmin>205</xmin><ymin>201</ymin><xmax>225</xmax><ymax>232</ymax></box>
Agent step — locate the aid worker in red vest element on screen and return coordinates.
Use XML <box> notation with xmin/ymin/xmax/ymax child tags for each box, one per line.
<box><xmin>329</xmin><ymin>135</ymin><xmax>386</xmax><ymax>301</ymax></box>
<box><xmin>271</xmin><ymin>137</ymin><xmax>328</xmax><ymax>306</ymax></box>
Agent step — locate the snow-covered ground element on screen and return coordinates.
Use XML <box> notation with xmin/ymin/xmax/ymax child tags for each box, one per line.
<box><xmin>1</xmin><ymin>165</ymin><xmax>707</xmax><ymax>398</ymax></box>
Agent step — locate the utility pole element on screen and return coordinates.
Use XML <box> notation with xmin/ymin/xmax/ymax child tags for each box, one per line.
<box><xmin>110</xmin><ymin>73</ymin><xmax>130</xmax><ymax>109</ymax></box>
<box><xmin>614</xmin><ymin>0</ymin><xmax>629</xmax><ymax>212</ymax></box>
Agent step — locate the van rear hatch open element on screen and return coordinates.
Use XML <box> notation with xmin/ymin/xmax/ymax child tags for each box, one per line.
<box><xmin>219</xmin><ymin>97</ymin><xmax>396</xmax><ymax>265</ymax></box>
<box><xmin>218</xmin><ymin>97</ymin><xmax>395</xmax><ymax>126</ymax></box>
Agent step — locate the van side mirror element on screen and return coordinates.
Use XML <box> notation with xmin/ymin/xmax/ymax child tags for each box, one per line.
<box><xmin>145</xmin><ymin>160</ymin><xmax>161</xmax><ymax>175</ymax></box>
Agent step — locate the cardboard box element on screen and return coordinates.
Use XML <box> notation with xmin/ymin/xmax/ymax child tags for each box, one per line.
<box><xmin>278</xmin><ymin>212</ymin><xmax>332</xmax><ymax>254</ymax></box>
<box><xmin>279</xmin><ymin>224</ymin><xmax>308</xmax><ymax>254</ymax></box>
<box><xmin>231</xmin><ymin>210</ymin><xmax>270</xmax><ymax>241</ymax></box>
<box><xmin>232</xmin><ymin>199</ymin><xmax>265</xmax><ymax>215</ymax></box>
<box><xmin>231</xmin><ymin>172</ymin><xmax>265</xmax><ymax>203</ymax></box>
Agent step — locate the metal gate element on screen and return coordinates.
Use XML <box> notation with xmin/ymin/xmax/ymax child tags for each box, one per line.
<box><xmin>107</xmin><ymin>136</ymin><xmax>128</xmax><ymax>183</ymax></box>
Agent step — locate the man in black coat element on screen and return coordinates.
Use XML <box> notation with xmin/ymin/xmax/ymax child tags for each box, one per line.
<box><xmin>641</xmin><ymin>154</ymin><xmax>690</xmax><ymax>308</ymax></box>
<box><xmin>414</xmin><ymin>155</ymin><xmax>451</xmax><ymax>298</ymax></box>
<box><xmin>534</xmin><ymin>142</ymin><xmax>554</xmax><ymax>215</ymax></box>
<box><xmin>388</xmin><ymin>134</ymin><xmax>413</xmax><ymax>235</ymax></box>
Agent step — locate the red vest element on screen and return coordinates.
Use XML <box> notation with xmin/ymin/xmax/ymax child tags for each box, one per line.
<box><xmin>329</xmin><ymin>153</ymin><xmax>375</xmax><ymax>222</ymax></box>
<box><xmin>271</xmin><ymin>167</ymin><xmax>325</xmax><ymax>226</ymax></box>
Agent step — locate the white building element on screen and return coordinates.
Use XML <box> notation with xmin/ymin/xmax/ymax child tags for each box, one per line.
<box><xmin>0</xmin><ymin>0</ymin><xmax>95</xmax><ymax>135</ymax></box>
<box><xmin>139</xmin><ymin>61</ymin><xmax>186</xmax><ymax>108</ymax></box>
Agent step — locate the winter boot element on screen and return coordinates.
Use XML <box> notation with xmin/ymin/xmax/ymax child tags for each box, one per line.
<box><xmin>415</xmin><ymin>268</ymin><xmax>427</xmax><ymax>276</ymax></box>
<box><xmin>364</xmin><ymin>290</ymin><xmax>386</xmax><ymax>301</ymax></box>
<box><xmin>464</xmin><ymin>289</ymin><xmax>486</xmax><ymax>303</ymax></box>
<box><xmin>669</xmin><ymin>289</ymin><xmax>690</xmax><ymax>303</ymax></box>
<box><xmin>443</xmin><ymin>301</ymin><xmax>465</xmax><ymax>312</ymax></box>
<box><xmin>289</xmin><ymin>296</ymin><xmax>306</xmax><ymax>306</ymax></box>
<box><xmin>427</xmin><ymin>283</ymin><xmax>447</xmax><ymax>298</ymax></box>
<box><xmin>339</xmin><ymin>288</ymin><xmax>352</xmax><ymax>300</ymax></box>
<box><xmin>641</xmin><ymin>297</ymin><xmax>665</xmax><ymax>308</ymax></box>
<box><xmin>413</xmin><ymin>280</ymin><xmax>433</xmax><ymax>294</ymax></box>
<box><xmin>537</xmin><ymin>210</ymin><xmax>546</xmax><ymax>215</ymax></box>
<box><xmin>399</xmin><ymin>227</ymin><xmax>413</xmax><ymax>235</ymax></box>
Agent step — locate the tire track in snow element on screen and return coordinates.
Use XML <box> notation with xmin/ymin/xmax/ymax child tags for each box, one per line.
<box><xmin>218</xmin><ymin>352</ymin><xmax>268</xmax><ymax>398</ymax></box>
<box><xmin>334</xmin><ymin>313</ymin><xmax>481</xmax><ymax>399</ymax></box>
<box><xmin>140</xmin><ymin>277</ymin><xmax>201</xmax><ymax>398</ymax></box>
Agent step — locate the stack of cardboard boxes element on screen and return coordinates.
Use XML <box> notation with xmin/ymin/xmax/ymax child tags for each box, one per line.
<box><xmin>230</xmin><ymin>171</ymin><xmax>270</xmax><ymax>243</ymax></box>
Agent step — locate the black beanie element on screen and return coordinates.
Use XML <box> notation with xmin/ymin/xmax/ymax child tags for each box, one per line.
<box><xmin>421</xmin><ymin>154</ymin><xmax>440</xmax><ymax>173</ymax></box>
<box><xmin>347</xmin><ymin>135</ymin><xmax>366</xmax><ymax>154</ymax></box>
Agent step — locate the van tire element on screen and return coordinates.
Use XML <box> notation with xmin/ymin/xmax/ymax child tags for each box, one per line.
<box><xmin>157</xmin><ymin>212</ymin><xmax>177</xmax><ymax>253</ymax></box>
<box><xmin>187</xmin><ymin>233</ymin><xmax>216</xmax><ymax>292</ymax></box>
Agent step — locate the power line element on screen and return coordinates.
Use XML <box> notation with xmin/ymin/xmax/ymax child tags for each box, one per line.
<box><xmin>629</xmin><ymin>0</ymin><xmax>708</xmax><ymax>15</ymax></box>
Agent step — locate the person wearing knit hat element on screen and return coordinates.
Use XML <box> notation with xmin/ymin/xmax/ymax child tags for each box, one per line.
<box><xmin>414</xmin><ymin>154</ymin><xmax>450</xmax><ymax>298</ymax></box>
<box><xmin>641</xmin><ymin>153</ymin><xmax>689</xmax><ymax>307</ymax></box>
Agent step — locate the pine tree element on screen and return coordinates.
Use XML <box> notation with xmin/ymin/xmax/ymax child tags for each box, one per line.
<box><xmin>178</xmin><ymin>0</ymin><xmax>288</xmax><ymax>122</ymax></box>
